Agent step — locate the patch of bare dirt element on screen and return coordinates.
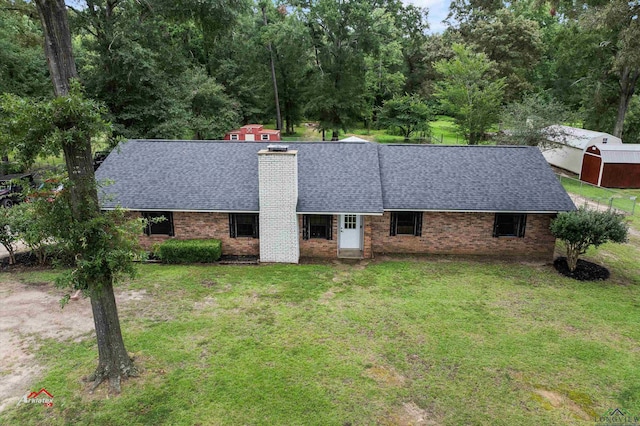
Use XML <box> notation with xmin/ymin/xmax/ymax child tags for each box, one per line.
<box><xmin>0</xmin><ymin>279</ymin><xmax>145</xmax><ymax>413</ymax></box>
<box><xmin>364</xmin><ymin>364</ymin><xmax>406</xmax><ymax>387</ymax></box>
<box><xmin>382</xmin><ymin>401</ymin><xmax>441</xmax><ymax>426</ymax></box>
<box><xmin>533</xmin><ymin>389</ymin><xmax>591</xmax><ymax>421</ymax></box>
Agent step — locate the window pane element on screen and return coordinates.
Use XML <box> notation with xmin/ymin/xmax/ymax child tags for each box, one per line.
<box><xmin>309</xmin><ymin>215</ymin><xmax>330</xmax><ymax>238</ymax></box>
<box><xmin>144</xmin><ymin>212</ymin><xmax>172</xmax><ymax>235</ymax></box>
<box><xmin>495</xmin><ymin>214</ymin><xmax>525</xmax><ymax>237</ymax></box>
<box><xmin>344</xmin><ymin>215</ymin><xmax>356</xmax><ymax>229</ymax></box>
<box><xmin>396</xmin><ymin>212</ymin><xmax>415</xmax><ymax>235</ymax></box>
<box><xmin>235</xmin><ymin>214</ymin><xmax>257</xmax><ymax>237</ymax></box>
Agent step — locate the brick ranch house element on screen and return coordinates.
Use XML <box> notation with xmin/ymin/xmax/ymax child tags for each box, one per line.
<box><xmin>95</xmin><ymin>140</ymin><xmax>576</xmax><ymax>263</ymax></box>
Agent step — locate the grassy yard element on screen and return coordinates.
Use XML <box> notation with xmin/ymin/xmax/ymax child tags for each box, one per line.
<box><xmin>558</xmin><ymin>175</ymin><xmax>640</xmax><ymax>226</ymax></box>
<box><xmin>1</xmin><ymin>234</ymin><xmax>640</xmax><ymax>425</ymax></box>
<box><xmin>276</xmin><ymin>116</ymin><xmax>464</xmax><ymax>145</ymax></box>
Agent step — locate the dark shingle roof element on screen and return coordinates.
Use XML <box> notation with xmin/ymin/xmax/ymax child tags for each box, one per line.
<box><xmin>96</xmin><ymin>140</ymin><xmax>575</xmax><ymax>214</ymax></box>
<box><xmin>96</xmin><ymin>140</ymin><xmax>384</xmax><ymax>213</ymax></box>
<box><xmin>378</xmin><ymin>144</ymin><xmax>576</xmax><ymax>212</ymax></box>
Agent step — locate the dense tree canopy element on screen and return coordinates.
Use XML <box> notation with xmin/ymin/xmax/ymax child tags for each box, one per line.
<box><xmin>1</xmin><ymin>0</ymin><xmax>639</xmax><ymax>146</ymax></box>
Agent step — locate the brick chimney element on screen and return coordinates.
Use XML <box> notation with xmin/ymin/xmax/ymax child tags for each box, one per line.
<box><xmin>258</xmin><ymin>145</ymin><xmax>299</xmax><ymax>263</ymax></box>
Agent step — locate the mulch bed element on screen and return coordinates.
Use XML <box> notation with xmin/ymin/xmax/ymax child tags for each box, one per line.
<box><xmin>554</xmin><ymin>257</ymin><xmax>610</xmax><ymax>281</ymax></box>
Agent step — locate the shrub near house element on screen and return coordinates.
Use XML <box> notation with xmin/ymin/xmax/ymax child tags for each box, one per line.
<box><xmin>156</xmin><ymin>239</ymin><xmax>222</xmax><ymax>264</ymax></box>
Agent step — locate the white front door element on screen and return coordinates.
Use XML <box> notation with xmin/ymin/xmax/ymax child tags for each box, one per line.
<box><xmin>339</xmin><ymin>214</ymin><xmax>361</xmax><ymax>249</ymax></box>
<box><xmin>245</xmin><ymin>134</ymin><xmax>255</xmax><ymax>141</ymax></box>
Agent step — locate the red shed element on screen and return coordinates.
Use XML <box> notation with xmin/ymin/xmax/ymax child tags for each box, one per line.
<box><xmin>223</xmin><ymin>124</ymin><xmax>281</xmax><ymax>142</ymax></box>
<box><xmin>580</xmin><ymin>144</ymin><xmax>640</xmax><ymax>188</ymax></box>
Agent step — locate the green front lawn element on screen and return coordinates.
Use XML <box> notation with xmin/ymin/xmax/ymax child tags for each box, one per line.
<box><xmin>2</xmin><ymin>240</ymin><xmax>640</xmax><ymax>425</ymax></box>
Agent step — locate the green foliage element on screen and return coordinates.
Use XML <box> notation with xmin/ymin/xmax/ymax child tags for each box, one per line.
<box><xmin>9</xmin><ymin>201</ymin><xmax>53</xmax><ymax>265</ymax></box>
<box><xmin>299</xmin><ymin>0</ymin><xmax>390</xmax><ymax>136</ymax></box>
<box><xmin>156</xmin><ymin>239</ymin><xmax>222</xmax><ymax>264</ymax></box>
<box><xmin>498</xmin><ymin>93</ymin><xmax>573</xmax><ymax>147</ymax></box>
<box><xmin>550</xmin><ymin>208</ymin><xmax>628</xmax><ymax>272</ymax></box>
<box><xmin>0</xmin><ymin>3</ymin><xmax>51</xmax><ymax>98</ymax></box>
<box><xmin>434</xmin><ymin>43</ymin><xmax>506</xmax><ymax>144</ymax></box>
<box><xmin>4</xmin><ymin>83</ymin><xmax>144</xmax><ymax>300</ymax></box>
<box><xmin>623</xmin><ymin>95</ymin><xmax>640</xmax><ymax>144</ymax></box>
<box><xmin>378</xmin><ymin>94</ymin><xmax>433</xmax><ymax>140</ymax></box>
<box><xmin>467</xmin><ymin>9</ymin><xmax>544</xmax><ymax>101</ymax></box>
<box><xmin>0</xmin><ymin>206</ymin><xmax>17</xmax><ymax>264</ymax></box>
<box><xmin>1</xmin><ymin>81</ymin><xmax>109</xmax><ymax>167</ymax></box>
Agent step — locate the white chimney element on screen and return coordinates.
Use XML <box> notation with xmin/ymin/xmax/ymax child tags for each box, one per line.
<box><xmin>258</xmin><ymin>145</ymin><xmax>299</xmax><ymax>263</ymax></box>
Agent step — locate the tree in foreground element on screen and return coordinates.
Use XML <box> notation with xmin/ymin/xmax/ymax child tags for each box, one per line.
<box><xmin>378</xmin><ymin>94</ymin><xmax>433</xmax><ymax>141</ymax></box>
<box><xmin>434</xmin><ymin>44</ymin><xmax>506</xmax><ymax>145</ymax></box>
<box><xmin>550</xmin><ymin>208</ymin><xmax>628</xmax><ymax>272</ymax></box>
<box><xmin>3</xmin><ymin>0</ymin><xmax>141</xmax><ymax>393</ymax></box>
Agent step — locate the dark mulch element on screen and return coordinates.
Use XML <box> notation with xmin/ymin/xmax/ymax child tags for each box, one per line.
<box><xmin>219</xmin><ymin>255</ymin><xmax>259</xmax><ymax>265</ymax></box>
<box><xmin>554</xmin><ymin>257</ymin><xmax>610</xmax><ymax>281</ymax></box>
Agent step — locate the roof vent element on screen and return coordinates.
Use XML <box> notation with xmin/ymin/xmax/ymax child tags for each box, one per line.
<box><xmin>603</xmin><ymin>137</ymin><xmax>608</xmax><ymax>144</ymax></box>
<box><xmin>267</xmin><ymin>144</ymin><xmax>289</xmax><ymax>152</ymax></box>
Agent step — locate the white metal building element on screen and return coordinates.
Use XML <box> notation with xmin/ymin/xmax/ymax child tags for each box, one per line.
<box><xmin>541</xmin><ymin>125</ymin><xmax>622</xmax><ymax>174</ymax></box>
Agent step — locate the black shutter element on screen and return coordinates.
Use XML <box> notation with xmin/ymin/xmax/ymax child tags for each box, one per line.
<box><xmin>252</xmin><ymin>214</ymin><xmax>259</xmax><ymax>238</ymax></box>
<box><xmin>229</xmin><ymin>214</ymin><xmax>236</xmax><ymax>238</ymax></box>
<box><xmin>327</xmin><ymin>215</ymin><xmax>333</xmax><ymax>240</ymax></box>
<box><xmin>492</xmin><ymin>214</ymin><xmax>499</xmax><ymax>238</ymax></box>
<box><xmin>414</xmin><ymin>212</ymin><xmax>423</xmax><ymax>237</ymax></box>
<box><xmin>168</xmin><ymin>212</ymin><xmax>175</xmax><ymax>236</ymax></box>
<box><xmin>302</xmin><ymin>215</ymin><xmax>309</xmax><ymax>240</ymax></box>
<box><xmin>390</xmin><ymin>213</ymin><xmax>397</xmax><ymax>236</ymax></box>
<box><xmin>518</xmin><ymin>214</ymin><xmax>527</xmax><ymax>238</ymax></box>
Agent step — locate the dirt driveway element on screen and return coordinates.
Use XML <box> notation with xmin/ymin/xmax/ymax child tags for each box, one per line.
<box><xmin>0</xmin><ymin>277</ymin><xmax>143</xmax><ymax>412</ymax></box>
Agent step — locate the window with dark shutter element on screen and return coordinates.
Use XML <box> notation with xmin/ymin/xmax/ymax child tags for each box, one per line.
<box><xmin>303</xmin><ymin>215</ymin><xmax>332</xmax><ymax>239</ymax></box>
<box><xmin>493</xmin><ymin>214</ymin><xmax>527</xmax><ymax>238</ymax></box>
<box><xmin>390</xmin><ymin>212</ymin><xmax>422</xmax><ymax>236</ymax></box>
<box><xmin>142</xmin><ymin>212</ymin><xmax>174</xmax><ymax>236</ymax></box>
<box><xmin>230</xmin><ymin>213</ymin><xmax>259</xmax><ymax>238</ymax></box>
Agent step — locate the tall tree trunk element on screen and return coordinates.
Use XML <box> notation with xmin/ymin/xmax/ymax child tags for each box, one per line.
<box><xmin>262</xmin><ymin>6</ymin><xmax>282</xmax><ymax>131</ymax></box>
<box><xmin>35</xmin><ymin>0</ymin><xmax>135</xmax><ymax>393</ymax></box>
<box><xmin>613</xmin><ymin>66</ymin><xmax>639</xmax><ymax>138</ymax></box>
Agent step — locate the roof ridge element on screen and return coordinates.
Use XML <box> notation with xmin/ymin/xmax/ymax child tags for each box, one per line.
<box><xmin>381</xmin><ymin>144</ymin><xmax>531</xmax><ymax>148</ymax></box>
<box><xmin>129</xmin><ymin>139</ymin><xmax>372</xmax><ymax>145</ymax></box>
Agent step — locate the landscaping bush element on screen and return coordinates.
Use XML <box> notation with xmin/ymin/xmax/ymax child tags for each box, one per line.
<box><xmin>156</xmin><ymin>239</ymin><xmax>222</xmax><ymax>264</ymax></box>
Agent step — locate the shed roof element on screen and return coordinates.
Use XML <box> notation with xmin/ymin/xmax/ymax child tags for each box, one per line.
<box><xmin>340</xmin><ymin>136</ymin><xmax>370</xmax><ymax>142</ymax></box>
<box><xmin>592</xmin><ymin>144</ymin><xmax>640</xmax><ymax>164</ymax></box>
<box><xmin>96</xmin><ymin>140</ymin><xmax>575</xmax><ymax>214</ymax></box>
<box><xmin>545</xmin><ymin>125</ymin><xmax>621</xmax><ymax>149</ymax></box>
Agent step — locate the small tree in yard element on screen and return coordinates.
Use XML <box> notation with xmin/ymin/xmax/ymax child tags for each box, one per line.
<box><xmin>378</xmin><ymin>95</ymin><xmax>433</xmax><ymax>141</ymax></box>
<box><xmin>0</xmin><ymin>207</ymin><xmax>17</xmax><ymax>265</ymax></box>
<box><xmin>550</xmin><ymin>208</ymin><xmax>628</xmax><ymax>272</ymax></box>
<box><xmin>9</xmin><ymin>202</ymin><xmax>52</xmax><ymax>266</ymax></box>
<box><xmin>434</xmin><ymin>44</ymin><xmax>506</xmax><ymax>145</ymax></box>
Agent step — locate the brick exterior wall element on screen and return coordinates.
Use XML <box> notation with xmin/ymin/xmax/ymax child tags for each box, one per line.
<box><xmin>370</xmin><ymin>212</ymin><xmax>556</xmax><ymax>260</ymax></box>
<box><xmin>258</xmin><ymin>150</ymin><xmax>299</xmax><ymax>263</ymax></box>
<box><xmin>298</xmin><ymin>215</ymin><xmax>339</xmax><ymax>258</ymax></box>
<box><xmin>133</xmin><ymin>211</ymin><xmax>556</xmax><ymax>261</ymax></box>
<box><xmin>135</xmin><ymin>212</ymin><xmax>259</xmax><ymax>255</ymax></box>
